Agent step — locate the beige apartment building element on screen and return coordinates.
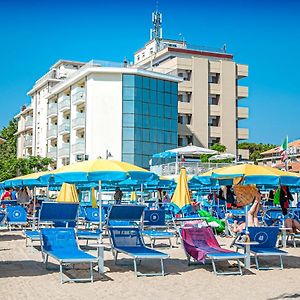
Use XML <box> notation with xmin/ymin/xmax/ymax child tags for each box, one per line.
<box><xmin>134</xmin><ymin>39</ymin><xmax>249</xmax><ymax>158</ymax></box>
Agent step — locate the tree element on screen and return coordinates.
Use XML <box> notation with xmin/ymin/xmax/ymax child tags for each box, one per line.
<box><xmin>238</xmin><ymin>142</ymin><xmax>277</xmax><ymax>163</ymax></box>
<box><xmin>0</xmin><ymin>118</ymin><xmax>53</xmax><ymax>181</ymax></box>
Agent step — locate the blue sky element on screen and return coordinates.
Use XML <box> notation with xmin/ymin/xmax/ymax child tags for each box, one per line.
<box><xmin>0</xmin><ymin>0</ymin><xmax>299</xmax><ymax>145</ymax></box>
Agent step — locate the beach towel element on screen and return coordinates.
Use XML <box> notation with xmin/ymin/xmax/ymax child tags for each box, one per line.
<box><xmin>181</xmin><ymin>227</ymin><xmax>231</xmax><ymax>263</ymax></box>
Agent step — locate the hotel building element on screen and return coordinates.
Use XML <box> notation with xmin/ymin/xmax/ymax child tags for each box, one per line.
<box><xmin>134</xmin><ymin>12</ymin><xmax>249</xmax><ymax>158</ymax></box>
<box><xmin>15</xmin><ymin>60</ymin><xmax>180</xmax><ymax>169</ymax></box>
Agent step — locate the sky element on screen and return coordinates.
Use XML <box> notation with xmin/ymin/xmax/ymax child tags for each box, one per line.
<box><xmin>0</xmin><ymin>0</ymin><xmax>299</xmax><ymax>145</ymax></box>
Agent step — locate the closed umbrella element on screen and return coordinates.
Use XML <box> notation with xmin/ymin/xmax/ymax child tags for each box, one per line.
<box><xmin>57</xmin><ymin>183</ymin><xmax>79</xmax><ymax>203</ymax></box>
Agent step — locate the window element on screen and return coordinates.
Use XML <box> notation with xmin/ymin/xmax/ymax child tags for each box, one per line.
<box><xmin>208</xmin><ymin>95</ymin><xmax>220</xmax><ymax>105</ymax></box>
<box><xmin>178</xmin><ymin>114</ymin><xmax>191</xmax><ymax>125</ymax></box>
<box><xmin>208</xmin><ymin>73</ymin><xmax>220</xmax><ymax>84</ymax></box>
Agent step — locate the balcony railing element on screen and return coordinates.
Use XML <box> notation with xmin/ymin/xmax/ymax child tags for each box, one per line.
<box><xmin>47</xmin><ymin>147</ymin><xmax>57</xmax><ymax>159</ymax></box>
<box><xmin>150</xmin><ymin>162</ymin><xmax>233</xmax><ymax>176</ymax></box>
<box><xmin>24</xmin><ymin>137</ymin><xmax>33</xmax><ymax>147</ymax></box>
<box><xmin>58</xmin><ymin>143</ymin><xmax>70</xmax><ymax>157</ymax></box>
<box><xmin>47</xmin><ymin>103</ymin><xmax>58</xmax><ymax>117</ymax></box>
<box><xmin>25</xmin><ymin>117</ymin><xmax>33</xmax><ymax>128</ymax></box>
<box><xmin>72</xmin><ymin>139</ymin><xmax>85</xmax><ymax>154</ymax></box>
<box><xmin>47</xmin><ymin>126</ymin><xmax>57</xmax><ymax>139</ymax></box>
<box><xmin>58</xmin><ymin>97</ymin><xmax>71</xmax><ymax>111</ymax></box>
<box><xmin>72</xmin><ymin>89</ymin><xmax>85</xmax><ymax>105</ymax></box>
<box><xmin>59</xmin><ymin>122</ymin><xmax>70</xmax><ymax>134</ymax></box>
<box><xmin>72</xmin><ymin>114</ymin><xmax>85</xmax><ymax>129</ymax></box>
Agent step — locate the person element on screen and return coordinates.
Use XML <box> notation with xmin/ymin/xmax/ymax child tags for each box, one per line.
<box><xmin>162</xmin><ymin>191</ymin><xmax>170</xmax><ymax>204</ymax></box>
<box><xmin>232</xmin><ymin>189</ymin><xmax>261</xmax><ymax>233</ymax></box>
<box><xmin>17</xmin><ymin>187</ymin><xmax>30</xmax><ymax>204</ymax></box>
<box><xmin>27</xmin><ymin>197</ymin><xmax>41</xmax><ymax>216</ymax></box>
<box><xmin>266</xmin><ymin>189</ymin><xmax>275</xmax><ymax>206</ymax></box>
<box><xmin>219</xmin><ymin>185</ymin><xmax>236</xmax><ymax>208</ymax></box>
<box><xmin>278</xmin><ymin>185</ymin><xmax>300</xmax><ymax>233</ymax></box>
<box><xmin>1</xmin><ymin>188</ymin><xmax>12</xmax><ymax>200</ymax></box>
<box><xmin>157</xmin><ymin>188</ymin><xmax>163</xmax><ymax>208</ymax></box>
<box><xmin>113</xmin><ymin>187</ymin><xmax>123</xmax><ymax>204</ymax></box>
<box><xmin>11</xmin><ymin>188</ymin><xmax>18</xmax><ymax>200</ymax></box>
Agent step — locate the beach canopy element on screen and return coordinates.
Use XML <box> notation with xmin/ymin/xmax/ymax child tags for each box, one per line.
<box><xmin>208</xmin><ymin>153</ymin><xmax>235</xmax><ymax>161</ymax></box>
<box><xmin>211</xmin><ymin>164</ymin><xmax>300</xmax><ymax>186</ymax></box>
<box><xmin>39</xmin><ymin>159</ymin><xmax>157</xmax><ymax>184</ymax></box>
<box><xmin>4</xmin><ymin>170</ymin><xmax>51</xmax><ymax>187</ymax></box>
<box><xmin>167</xmin><ymin>145</ymin><xmax>217</xmax><ymax>155</ymax></box>
<box><xmin>170</xmin><ymin>168</ymin><xmax>192</xmax><ymax>214</ymax></box>
<box><xmin>57</xmin><ymin>183</ymin><xmax>79</xmax><ymax>203</ymax></box>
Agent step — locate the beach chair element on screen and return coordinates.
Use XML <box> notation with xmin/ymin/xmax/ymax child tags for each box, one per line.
<box><xmin>0</xmin><ymin>210</ymin><xmax>6</xmax><ymax>226</ymax></box>
<box><xmin>40</xmin><ymin>227</ymin><xmax>97</xmax><ymax>283</ymax></box>
<box><xmin>239</xmin><ymin>227</ymin><xmax>288</xmax><ymax>270</ymax></box>
<box><xmin>108</xmin><ymin>205</ymin><xmax>168</xmax><ymax>276</ymax></box>
<box><xmin>142</xmin><ymin>209</ymin><xmax>174</xmax><ymax>248</ymax></box>
<box><xmin>6</xmin><ymin>205</ymin><xmax>27</xmax><ymax>230</ymax></box>
<box><xmin>109</xmin><ymin>226</ymin><xmax>169</xmax><ymax>276</ymax></box>
<box><xmin>84</xmin><ymin>207</ymin><xmax>105</xmax><ymax>227</ymax></box>
<box><xmin>263</xmin><ymin>208</ymin><xmax>284</xmax><ymax>226</ymax></box>
<box><xmin>181</xmin><ymin>227</ymin><xmax>245</xmax><ymax>275</ymax></box>
<box><xmin>24</xmin><ymin>202</ymin><xmax>79</xmax><ymax>247</ymax></box>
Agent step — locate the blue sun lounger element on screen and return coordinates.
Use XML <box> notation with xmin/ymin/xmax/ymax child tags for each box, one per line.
<box><xmin>6</xmin><ymin>205</ymin><xmax>27</xmax><ymax>230</ymax></box>
<box><xmin>24</xmin><ymin>202</ymin><xmax>79</xmax><ymax>247</ymax></box>
<box><xmin>108</xmin><ymin>205</ymin><xmax>168</xmax><ymax>276</ymax></box>
<box><xmin>238</xmin><ymin>227</ymin><xmax>288</xmax><ymax>270</ymax></box>
<box><xmin>143</xmin><ymin>209</ymin><xmax>174</xmax><ymax>248</ymax></box>
<box><xmin>41</xmin><ymin>227</ymin><xmax>97</xmax><ymax>283</ymax></box>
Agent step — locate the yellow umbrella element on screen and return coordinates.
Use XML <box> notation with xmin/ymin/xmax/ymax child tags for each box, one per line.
<box><xmin>57</xmin><ymin>183</ymin><xmax>79</xmax><ymax>203</ymax></box>
<box><xmin>130</xmin><ymin>191</ymin><xmax>137</xmax><ymax>201</ymax></box>
<box><xmin>171</xmin><ymin>168</ymin><xmax>192</xmax><ymax>213</ymax></box>
<box><xmin>91</xmin><ymin>187</ymin><xmax>97</xmax><ymax>208</ymax></box>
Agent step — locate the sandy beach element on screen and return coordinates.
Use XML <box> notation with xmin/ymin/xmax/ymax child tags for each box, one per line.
<box><xmin>0</xmin><ymin>229</ymin><xmax>299</xmax><ymax>300</ymax></box>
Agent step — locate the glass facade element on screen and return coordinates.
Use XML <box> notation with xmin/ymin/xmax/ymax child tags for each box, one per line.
<box><xmin>122</xmin><ymin>74</ymin><xmax>178</xmax><ymax>169</ymax></box>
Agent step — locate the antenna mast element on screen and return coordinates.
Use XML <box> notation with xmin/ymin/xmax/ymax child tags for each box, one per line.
<box><xmin>150</xmin><ymin>0</ymin><xmax>163</xmax><ymax>52</ymax></box>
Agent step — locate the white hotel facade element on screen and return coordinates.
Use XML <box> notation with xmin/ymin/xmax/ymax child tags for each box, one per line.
<box><xmin>16</xmin><ymin>60</ymin><xmax>180</xmax><ymax>169</ymax></box>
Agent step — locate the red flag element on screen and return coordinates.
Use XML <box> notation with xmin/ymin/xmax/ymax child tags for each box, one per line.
<box><xmin>181</xmin><ymin>154</ymin><xmax>185</xmax><ymax>162</ymax></box>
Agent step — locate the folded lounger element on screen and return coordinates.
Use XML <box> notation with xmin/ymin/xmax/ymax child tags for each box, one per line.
<box><xmin>109</xmin><ymin>226</ymin><xmax>168</xmax><ymax>277</ymax></box>
<box><xmin>246</xmin><ymin>226</ymin><xmax>288</xmax><ymax>270</ymax></box>
<box><xmin>41</xmin><ymin>227</ymin><xmax>97</xmax><ymax>283</ymax></box>
<box><xmin>181</xmin><ymin>227</ymin><xmax>245</xmax><ymax>275</ymax></box>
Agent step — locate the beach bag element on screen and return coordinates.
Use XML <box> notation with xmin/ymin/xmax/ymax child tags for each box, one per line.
<box><xmin>273</xmin><ymin>189</ymin><xmax>280</xmax><ymax>205</ymax></box>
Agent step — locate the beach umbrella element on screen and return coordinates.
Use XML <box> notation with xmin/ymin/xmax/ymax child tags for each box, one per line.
<box><xmin>4</xmin><ymin>170</ymin><xmax>51</xmax><ymax>187</ymax></box>
<box><xmin>211</xmin><ymin>164</ymin><xmax>300</xmax><ymax>186</ymax></box>
<box><xmin>170</xmin><ymin>167</ymin><xmax>192</xmax><ymax>214</ymax></box>
<box><xmin>39</xmin><ymin>159</ymin><xmax>156</xmax><ymax>184</ymax></box>
<box><xmin>57</xmin><ymin>183</ymin><xmax>79</xmax><ymax>203</ymax></box>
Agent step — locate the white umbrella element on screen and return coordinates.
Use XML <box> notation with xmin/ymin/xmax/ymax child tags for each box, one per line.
<box><xmin>208</xmin><ymin>153</ymin><xmax>236</xmax><ymax>161</ymax></box>
<box><xmin>167</xmin><ymin>145</ymin><xmax>217</xmax><ymax>155</ymax></box>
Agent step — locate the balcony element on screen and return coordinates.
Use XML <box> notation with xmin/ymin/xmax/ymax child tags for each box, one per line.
<box><xmin>58</xmin><ymin>143</ymin><xmax>70</xmax><ymax>157</ymax></box>
<box><xmin>238</xmin><ymin>128</ymin><xmax>249</xmax><ymax>140</ymax></box>
<box><xmin>47</xmin><ymin>103</ymin><xmax>58</xmax><ymax>117</ymax></box>
<box><xmin>178</xmin><ymin>102</ymin><xmax>192</xmax><ymax>114</ymax></box>
<box><xmin>47</xmin><ymin>125</ymin><xmax>57</xmax><ymax>139</ymax></box>
<box><xmin>24</xmin><ymin>117</ymin><xmax>33</xmax><ymax>129</ymax></box>
<box><xmin>72</xmin><ymin>139</ymin><xmax>85</xmax><ymax>154</ymax></box>
<box><xmin>209</xmin><ymin>83</ymin><xmax>221</xmax><ymax>95</ymax></box>
<box><xmin>209</xmin><ymin>126</ymin><xmax>221</xmax><ymax>138</ymax></box>
<box><xmin>24</xmin><ymin>136</ymin><xmax>33</xmax><ymax>148</ymax></box>
<box><xmin>72</xmin><ymin>88</ymin><xmax>85</xmax><ymax>105</ymax></box>
<box><xmin>179</xmin><ymin>81</ymin><xmax>192</xmax><ymax>92</ymax></box>
<box><xmin>209</xmin><ymin>105</ymin><xmax>221</xmax><ymax>116</ymax></box>
<box><xmin>59</xmin><ymin>123</ymin><xmax>70</xmax><ymax>134</ymax></box>
<box><xmin>237</xmin><ymin>86</ymin><xmax>248</xmax><ymax>99</ymax></box>
<box><xmin>238</xmin><ymin>148</ymin><xmax>249</xmax><ymax>160</ymax></box>
<box><xmin>237</xmin><ymin>107</ymin><xmax>249</xmax><ymax>119</ymax></box>
<box><xmin>47</xmin><ymin>147</ymin><xmax>57</xmax><ymax>159</ymax></box>
<box><xmin>58</xmin><ymin>96</ymin><xmax>71</xmax><ymax>112</ymax></box>
<box><xmin>72</xmin><ymin>114</ymin><xmax>85</xmax><ymax>129</ymax></box>
<box><xmin>237</xmin><ymin>64</ymin><xmax>248</xmax><ymax>79</ymax></box>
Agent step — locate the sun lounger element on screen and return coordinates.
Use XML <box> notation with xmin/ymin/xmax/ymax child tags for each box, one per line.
<box><xmin>109</xmin><ymin>226</ymin><xmax>169</xmax><ymax>276</ymax></box>
<box><xmin>6</xmin><ymin>205</ymin><xmax>27</xmax><ymax>230</ymax></box>
<box><xmin>143</xmin><ymin>209</ymin><xmax>174</xmax><ymax>248</ymax></box>
<box><xmin>237</xmin><ymin>227</ymin><xmax>288</xmax><ymax>270</ymax></box>
<box><xmin>40</xmin><ymin>227</ymin><xmax>97</xmax><ymax>283</ymax></box>
<box><xmin>181</xmin><ymin>227</ymin><xmax>245</xmax><ymax>275</ymax></box>
<box><xmin>263</xmin><ymin>208</ymin><xmax>284</xmax><ymax>226</ymax></box>
<box><xmin>108</xmin><ymin>205</ymin><xmax>168</xmax><ymax>276</ymax></box>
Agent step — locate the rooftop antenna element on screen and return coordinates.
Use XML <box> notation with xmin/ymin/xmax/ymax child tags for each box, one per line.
<box><xmin>150</xmin><ymin>0</ymin><xmax>163</xmax><ymax>52</ymax></box>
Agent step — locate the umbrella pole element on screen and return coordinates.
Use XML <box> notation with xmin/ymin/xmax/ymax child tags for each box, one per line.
<box><xmin>245</xmin><ymin>204</ymin><xmax>249</xmax><ymax>234</ymax></box>
<box><xmin>141</xmin><ymin>183</ymin><xmax>144</xmax><ymax>204</ymax></box>
<box><xmin>33</xmin><ymin>186</ymin><xmax>36</xmax><ymax>231</ymax></box>
<box><xmin>47</xmin><ymin>183</ymin><xmax>50</xmax><ymax>201</ymax></box>
<box><xmin>98</xmin><ymin>180</ymin><xmax>103</xmax><ymax>243</ymax></box>
<box><xmin>175</xmin><ymin>155</ymin><xmax>178</xmax><ymax>175</ymax></box>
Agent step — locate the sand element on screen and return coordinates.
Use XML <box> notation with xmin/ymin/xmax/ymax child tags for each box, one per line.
<box><xmin>0</xmin><ymin>229</ymin><xmax>300</xmax><ymax>300</ymax></box>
